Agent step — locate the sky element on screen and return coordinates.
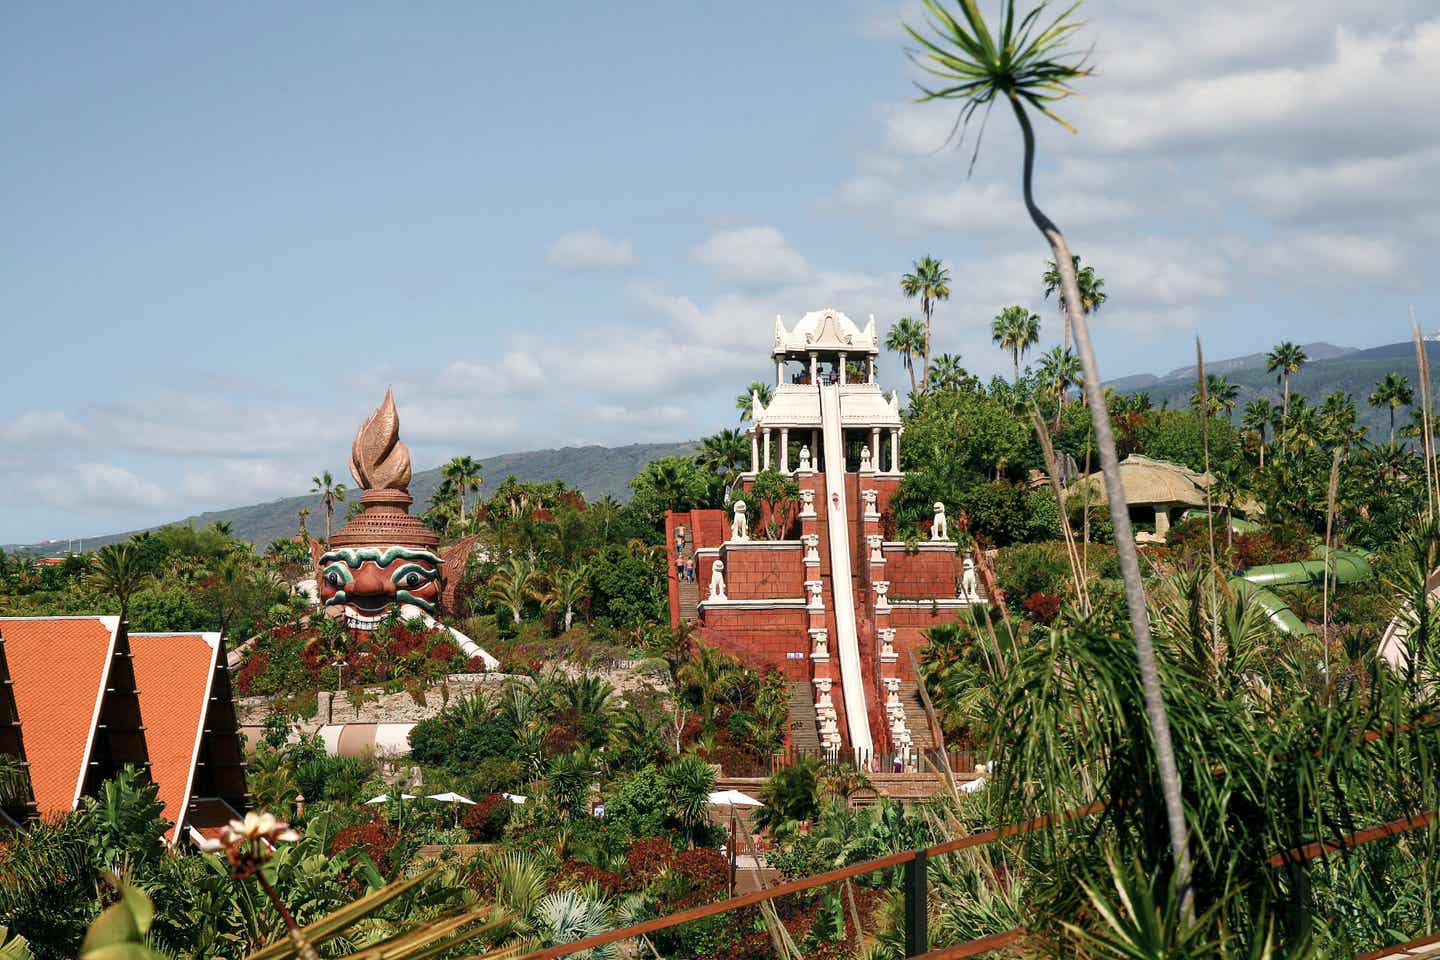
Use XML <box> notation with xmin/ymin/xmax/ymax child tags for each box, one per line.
<box><xmin>3</xmin><ymin>1</ymin><xmax>1438</xmax><ymax>544</ymax></box>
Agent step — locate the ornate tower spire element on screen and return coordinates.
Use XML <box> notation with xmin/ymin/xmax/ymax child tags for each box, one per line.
<box><xmin>349</xmin><ymin>387</ymin><xmax>412</xmax><ymax>492</ymax></box>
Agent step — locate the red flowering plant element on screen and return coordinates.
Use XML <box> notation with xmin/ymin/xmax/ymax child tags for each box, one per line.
<box><xmin>1022</xmin><ymin>591</ymin><xmax>1063</xmax><ymax>624</ymax></box>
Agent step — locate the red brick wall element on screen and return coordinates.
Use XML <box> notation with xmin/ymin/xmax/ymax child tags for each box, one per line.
<box><xmin>721</xmin><ymin>547</ymin><xmax>804</xmax><ymax>600</ymax></box>
<box><xmin>885</xmin><ymin>550</ymin><xmax>959</xmax><ymax>600</ymax></box>
<box><xmin>696</xmin><ymin>612</ymin><xmax>812</xmax><ymax>682</ymax></box>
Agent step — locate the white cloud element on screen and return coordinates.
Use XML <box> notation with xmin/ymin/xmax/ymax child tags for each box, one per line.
<box><xmin>545</xmin><ymin>229</ymin><xmax>637</xmax><ymax>270</ymax></box>
<box><xmin>0</xmin><ymin>411</ymin><xmax>86</xmax><ymax>444</ymax></box>
<box><xmin>593</xmin><ymin>403</ymin><xmax>689</xmax><ymax>425</ymax></box>
<box><xmin>178</xmin><ymin>459</ymin><xmax>309</xmax><ymax>504</ymax></box>
<box><xmin>31</xmin><ymin>463</ymin><xmax>170</xmax><ymax>511</ymax></box>
<box><xmin>1237</xmin><ymin>148</ymin><xmax>1440</xmax><ymax>222</ymax></box>
<box><xmin>692</xmin><ymin>226</ymin><xmax>813</xmax><ymax>287</ymax></box>
<box><xmin>1248</xmin><ymin>230</ymin><xmax>1407</xmax><ymax>284</ymax></box>
<box><xmin>434</xmin><ymin>350</ymin><xmax>546</xmax><ymax>395</ymax></box>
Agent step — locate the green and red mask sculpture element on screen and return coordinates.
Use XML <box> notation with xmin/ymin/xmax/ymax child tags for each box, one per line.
<box><xmin>313</xmin><ymin>389</ymin><xmax>474</xmax><ymax>629</ymax></box>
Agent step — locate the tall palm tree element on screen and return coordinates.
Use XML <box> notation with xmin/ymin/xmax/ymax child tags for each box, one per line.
<box><xmin>544</xmin><ymin>564</ymin><xmax>590</xmax><ymax>633</ymax></box>
<box><xmin>1190</xmin><ymin>374</ymin><xmax>1239</xmax><ymax>419</ymax></box>
<box><xmin>90</xmin><ymin>542</ymin><xmax>148</xmax><ymax>624</ymax></box>
<box><xmin>488</xmin><ymin>556</ymin><xmax>538</xmax><ymax>624</ymax></box>
<box><xmin>442</xmin><ymin>455</ymin><xmax>484</xmax><ymax>529</ymax></box>
<box><xmin>310</xmin><ymin>470</ymin><xmax>348</xmax><ymax>544</ymax></box>
<box><xmin>1266</xmin><ymin>341</ymin><xmax>1308</xmax><ymax>424</ymax></box>
<box><xmin>1036</xmin><ymin>345</ymin><xmax>1081</xmax><ymax>421</ymax></box>
<box><xmin>885</xmin><ymin>316</ymin><xmax>928</xmax><ymax>396</ymax></box>
<box><xmin>696</xmin><ymin>428</ymin><xmax>749</xmax><ymax>493</ymax></box>
<box><xmin>930</xmin><ymin>352</ymin><xmax>966</xmax><ymax>391</ymax></box>
<box><xmin>900</xmin><ymin>256</ymin><xmax>952</xmax><ymax>390</ymax></box>
<box><xmin>991</xmin><ymin>305</ymin><xmax>1041</xmax><ymax>383</ymax></box>
<box><xmin>736</xmin><ymin>380</ymin><xmax>775</xmax><ymax>422</ymax></box>
<box><xmin>296</xmin><ymin>506</ymin><xmax>310</xmax><ymax>540</ymax></box>
<box><xmin>1368</xmin><ymin>372</ymin><xmax>1414</xmax><ymax>447</ymax></box>
<box><xmin>906</xmin><ymin>0</ymin><xmax>1193</xmax><ymax>897</ymax></box>
<box><xmin>1042</xmin><ymin>254</ymin><xmax>1106</xmax><ymax>350</ymax></box>
<box><xmin>1240</xmin><ymin>398</ymin><xmax>1275</xmax><ymax>468</ymax></box>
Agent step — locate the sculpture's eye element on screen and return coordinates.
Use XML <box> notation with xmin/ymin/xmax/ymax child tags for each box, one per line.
<box><xmin>325</xmin><ymin>570</ymin><xmax>343</xmax><ymax>588</ymax></box>
<box><xmin>403</xmin><ymin>570</ymin><xmax>425</xmax><ymax>589</ymax></box>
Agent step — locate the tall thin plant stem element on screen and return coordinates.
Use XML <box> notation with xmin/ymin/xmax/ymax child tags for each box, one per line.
<box><xmin>1413</xmin><ymin>311</ymin><xmax>1438</xmax><ymax>521</ymax></box>
<box><xmin>1010</xmin><ymin>95</ymin><xmax>1193</xmax><ymax>909</ymax></box>
<box><xmin>1197</xmin><ymin>341</ymin><xmax>1221</xmax><ymax>684</ymax></box>
<box><xmin>1322</xmin><ymin>446</ymin><xmax>1342</xmax><ymax>687</ymax></box>
<box><xmin>1032</xmin><ymin>404</ymin><xmax>1087</xmax><ymax>612</ymax></box>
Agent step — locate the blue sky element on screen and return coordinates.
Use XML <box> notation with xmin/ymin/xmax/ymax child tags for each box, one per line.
<box><xmin>3</xmin><ymin>1</ymin><xmax>1438</xmax><ymax>543</ymax></box>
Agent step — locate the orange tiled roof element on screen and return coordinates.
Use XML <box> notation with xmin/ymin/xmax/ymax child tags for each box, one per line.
<box><xmin>0</xmin><ymin>616</ymin><xmax>117</xmax><ymax>816</ymax></box>
<box><xmin>128</xmin><ymin>632</ymin><xmax>220</xmax><ymax>844</ymax></box>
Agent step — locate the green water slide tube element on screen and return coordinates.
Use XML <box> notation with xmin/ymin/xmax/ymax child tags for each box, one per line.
<box><xmin>1231</xmin><ymin>580</ymin><xmax>1310</xmax><ymax>636</ymax></box>
<box><xmin>1179</xmin><ymin>509</ymin><xmax>1262</xmax><ymax>535</ymax></box>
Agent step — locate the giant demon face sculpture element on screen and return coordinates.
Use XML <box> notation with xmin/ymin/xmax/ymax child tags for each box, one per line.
<box><xmin>314</xmin><ymin>389</ymin><xmax>473</xmax><ymax>629</ymax></box>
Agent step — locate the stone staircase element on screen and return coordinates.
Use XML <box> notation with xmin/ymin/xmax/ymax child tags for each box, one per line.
<box><xmin>786</xmin><ymin>681</ymin><xmax>821</xmax><ymax>753</ymax></box>
<box><xmin>898</xmin><ymin>682</ymin><xmax>937</xmax><ymax>755</ymax></box>
<box><xmin>677</xmin><ymin>527</ymin><xmax>699</xmax><ymax>623</ymax></box>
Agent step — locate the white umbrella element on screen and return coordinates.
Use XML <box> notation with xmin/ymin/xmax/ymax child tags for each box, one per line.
<box><xmin>426</xmin><ymin>792</ymin><xmax>476</xmax><ymax>804</ymax></box>
<box><xmin>959</xmin><ymin>777</ymin><xmax>987</xmax><ymax>794</ymax></box>
<box><xmin>502</xmin><ymin>793</ymin><xmax>528</xmax><ymax>805</ymax></box>
<box><xmin>365</xmin><ymin>793</ymin><xmax>418</xmax><ymax>804</ymax></box>
<box><xmin>707</xmin><ymin>789</ymin><xmax>763</xmax><ymax>807</ymax></box>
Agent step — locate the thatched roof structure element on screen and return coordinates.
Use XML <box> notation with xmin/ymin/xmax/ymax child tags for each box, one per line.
<box><xmin>1067</xmin><ymin>454</ymin><xmax>1256</xmax><ymax>514</ymax></box>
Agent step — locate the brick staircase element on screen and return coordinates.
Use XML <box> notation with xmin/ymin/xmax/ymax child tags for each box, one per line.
<box><xmin>786</xmin><ymin>681</ymin><xmax>821</xmax><ymax>753</ymax></box>
<box><xmin>678</xmin><ymin>527</ymin><xmax>699</xmax><ymax>623</ymax></box>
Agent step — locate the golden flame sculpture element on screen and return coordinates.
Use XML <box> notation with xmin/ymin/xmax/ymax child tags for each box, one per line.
<box><xmin>349</xmin><ymin>387</ymin><xmax>412</xmax><ymax>492</ymax></box>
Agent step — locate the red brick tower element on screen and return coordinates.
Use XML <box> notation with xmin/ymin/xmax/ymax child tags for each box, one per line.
<box><xmin>666</xmin><ymin>309</ymin><xmax>988</xmax><ymax>768</ymax></box>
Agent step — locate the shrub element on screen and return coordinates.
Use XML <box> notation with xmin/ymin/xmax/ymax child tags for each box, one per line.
<box><xmin>461</xmin><ymin>793</ymin><xmax>511</xmax><ymax>842</ymax></box>
<box><xmin>330</xmin><ymin>814</ymin><xmax>398</xmax><ymax>878</ymax></box>
<box><xmin>995</xmin><ymin>543</ymin><xmax>1071</xmax><ymax>600</ymax></box>
<box><xmin>1021</xmin><ymin>592</ymin><xmax>1062</xmax><ymax>624</ymax></box>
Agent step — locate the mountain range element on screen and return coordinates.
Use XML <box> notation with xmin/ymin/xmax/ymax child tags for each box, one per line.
<box><xmin>7</xmin><ymin>442</ymin><xmax>695</xmax><ymax>557</ymax></box>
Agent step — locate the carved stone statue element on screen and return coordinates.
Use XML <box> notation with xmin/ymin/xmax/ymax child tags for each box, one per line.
<box><xmin>708</xmin><ymin>559</ymin><xmax>727</xmax><ymax>601</ymax></box>
<box><xmin>730</xmin><ymin>501</ymin><xmax>749</xmax><ymax>541</ymax></box>
<box><xmin>798</xmin><ymin>445</ymin><xmax>812</xmax><ymax>472</ymax></box>
<box><xmin>879</xmin><ymin>628</ymin><xmax>897</xmax><ymax>661</ymax></box>
<box><xmin>873</xmin><ymin>580</ymin><xmax>890</xmax><ymax>609</ymax></box>
<box><xmin>962</xmin><ymin>557</ymin><xmax>980</xmax><ymax>602</ymax></box>
<box><xmin>806</xmin><ymin>580</ymin><xmax>825</xmax><ymax>609</ymax></box>
<box><xmin>861</xmin><ymin>488</ymin><xmax>879</xmax><ymax>518</ymax></box>
<box><xmin>315</xmin><ymin>388</ymin><xmax>475</xmax><ymax>630</ymax></box>
<box><xmin>810</xmin><ymin>629</ymin><xmax>829</xmax><ymax>659</ymax></box>
<box><xmin>803</xmin><ymin>533</ymin><xmax>820</xmax><ymax>564</ymax></box>
<box><xmin>859</xmin><ymin>445</ymin><xmax>872</xmax><ymax>471</ymax></box>
<box><xmin>931</xmin><ymin>502</ymin><xmax>949</xmax><ymax>541</ymax></box>
<box><xmin>800</xmin><ymin>488</ymin><xmax>816</xmax><ymax>518</ymax></box>
<box><xmin>867</xmin><ymin>534</ymin><xmax>883</xmax><ymax>564</ymax></box>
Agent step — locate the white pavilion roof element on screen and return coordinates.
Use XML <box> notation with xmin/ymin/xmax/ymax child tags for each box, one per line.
<box><xmin>773</xmin><ymin>309</ymin><xmax>879</xmax><ymax>358</ymax></box>
<box><xmin>753</xmin><ymin>383</ymin><xmax>902</xmax><ymax>429</ymax></box>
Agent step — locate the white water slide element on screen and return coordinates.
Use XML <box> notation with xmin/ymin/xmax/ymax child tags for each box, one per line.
<box><xmin>819</xmin><ymin>383</ymin><xmax>874</xmax><ymax>757</ymax></box>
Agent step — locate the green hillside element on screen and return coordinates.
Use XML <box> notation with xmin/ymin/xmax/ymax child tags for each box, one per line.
<box><xmin>1110</xmin><ymin>340</ymin><xmax>1440</xmax><ymax>437</ymax></box>
<box><xmin>9</xmin><ymin>441</ymin><xmax>695</xmax><ymax>557</ymax></box>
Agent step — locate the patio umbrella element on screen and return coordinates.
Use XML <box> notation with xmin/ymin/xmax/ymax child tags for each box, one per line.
<box><xmin>364</xmin><ymin>793</ymin><xmax>418</xmax><ymax>804</ymax></box>
<box><xmin>502</xmin><ymin>793</ymin><xmax>528</xmax><ymax>805</ymax></box>
<box><xmin>707</xmin><ymin>789</ymin><xmax>763</xmax><ymax>807</ymax></box>
<box><xmin>425</xmin><ymin>792</ymin><xmax>477</xmax><ymax>804</ymax></box>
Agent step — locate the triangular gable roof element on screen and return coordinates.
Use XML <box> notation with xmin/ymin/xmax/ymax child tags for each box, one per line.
<box><xmin>0</xmin><ymin>628</ymin><xmax>38</xmax><ymax>824</ymax></box>
<box><xmin>0</xmin><ymin>616</ymin><xmax>149</xmax><ymax>817</ymax></box>
<box><xmin>128</xmin><ymin>632</ymin><xmax>223</xmax><ymax>845</ymax></box>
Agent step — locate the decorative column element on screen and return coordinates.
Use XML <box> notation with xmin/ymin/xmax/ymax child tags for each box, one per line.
<box><xmin>779</xmin><ymin>427</ymin><xmax>790</xmax><ymax>474</ymax></box>
<box><xmin>871</xmin><ymin>427</ymin><xmax>881</xmax><ymax>468</ymax></box>
<box><xmin>776</xmin><ymin>359</ymin><xmax>784</xmax><ymax>386</ymax></box>
<box><xmin>838</xmin><ymin>353</ymin><xmax>848</xmax><ymax>384</ymax></box>
<box><xmin>750</xmin><ymin>430</ymin><xmax>759</xmax><ymax>474</ymax></box>
<box><xmin>889</xmin><ymin>428</ymin><xmax>901</xmax><ymax>474</ymax></box>
<box><xmin>809</xmin><ymin>352</ymin><xmax>818</xmax><ymax>382</ymax></box>
<box><xmin>762</xmin><ymin>429</ymin><xmax>772</xmax><ymax>471</ymax></box>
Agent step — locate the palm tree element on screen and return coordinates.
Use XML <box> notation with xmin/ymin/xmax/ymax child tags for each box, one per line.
<box><xmin>1240</xmin><ymin>398</ymin><xmax>1274</xmax><ymax>468</ymax></box>
<box><xmin>488</xmin><ymin>556</ymin><xmax>538</xmax><ymax>624</ymax></box>
<box><xmin>676</xmin><ymin>643</ymin><xmax>742</xmax><ymax>728</ymax></box>
<box><xmin>310</xmin><ymin>471</ymin><xmax>348</xmax><ymax>544</ymax></box>
<box><xmin>736</xmin><ymin>380</ymin><xmax>775</xmax><ymax>422</ymax></box>
<box><xmin>543</xmin><ymin>564</ymin><xmax>589</xmax><ymax>632</ymax></box>
<box><xmin>441</xmin><ymin>455</ymin><xmax>484</xmax><ymax>529</ymax></box>
<box><xmin>1190</xmin><ymin>374</ymin><xmax>1238</xmax><ymax>419</ymax></box>
<box><xmin>1036</xmin><ymin>345</ymin><xmax>1081</xmax><ymax>422</ymax></box>
<box><xmin>296</xmin><ymin>506</ymin><xmax>310</xmax><ymax>540</ymax></box>
<box><xmin>1266</xmin><ymin>341</ymin><xmax>1308</xmax><ymax>424</ymax></box>
<box><xmin>1369</xmin><ymin>372</ymin><xmax>1414</xmax><ymax>446</ymax></box>
<box><xmin>90</xmin><ymin>542</ymin><xmax>148</xmax><ymax>623</ymax></box>
<box><xmin>1042</xmin><ymin>254</ymin><xmax>1106</xmax><ymax>350</ymax></box>
<box><xmin>899</xmin><ymin>255</ymin><xmax>952</xmax><ymax>390</ymax></box>
<box><xmin>991</xmin><ymin>305</ymin><xmax>1041</xmax><ymax>383</ymax></box>
<box><xmin>885</xmin><ymin>316</ymin><xmax>928</xmax><ymax>396</ymax></box>
<box><xmin>906</xmin><ymin>0</ymin><xmax>1193</xmax><ymax>897</ymax></box>
<box><xmin>930</xmin><ymin>352</ymin><xmax>966</xmax><ymax>391</ymax></box>
<box><xmin>696</xmin><ymin>428</ymin><xmax>749</xmax><ymax>493</ymax></box>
